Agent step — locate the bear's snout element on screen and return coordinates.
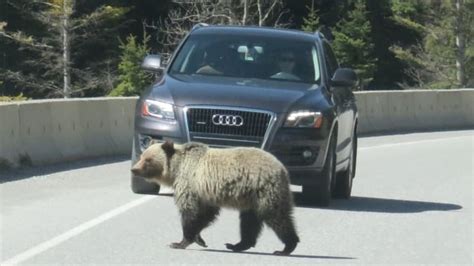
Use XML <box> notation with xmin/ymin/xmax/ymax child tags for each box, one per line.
<box><xmin>131</xmin><ymin>160</ymin><xmax>163</xmax><ymax>179</ymax></box>
<box><xmin>131</xmin><ymin>167</ymin><xmax>140</xmax><ymax>176</ymax></box>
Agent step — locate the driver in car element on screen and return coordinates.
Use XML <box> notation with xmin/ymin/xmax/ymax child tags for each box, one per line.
<box><xmin>271</xmin><ymin>51</ymin><xmax>301</xmax><ymax>81</ymax></box>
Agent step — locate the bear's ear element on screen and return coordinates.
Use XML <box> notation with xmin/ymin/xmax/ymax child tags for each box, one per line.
<box><xmin>161</xmin><ymin>140</ymin><xmax>175</xmax><ymax>158</ymax></box>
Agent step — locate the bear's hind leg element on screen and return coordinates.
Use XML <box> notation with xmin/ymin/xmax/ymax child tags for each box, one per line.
<box><xmin>171</xmin><ymin>205</ymin><xmax>220</xmax><ymax>249</ymax></box>
<box><xmin>226</xmin><ymin>210</ymin><xmax>263</xmax><ymax>252</ymax></box>
<box><xmin>264</xmin><ymin>213</ymin><xmax>299</xmax><ymax>255</ymax></box>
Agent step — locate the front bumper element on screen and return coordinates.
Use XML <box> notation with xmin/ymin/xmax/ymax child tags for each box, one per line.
<box><xmin>268</xmin><ymin>127</ymin><xmax>329</xmax><ymax>185</ymax></box>
<box><xmin>133</xmin><ymin>110</ymin><xmax>331</xmax><ymax>186</ymax></box>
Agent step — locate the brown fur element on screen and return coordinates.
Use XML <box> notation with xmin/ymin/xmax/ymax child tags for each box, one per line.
<box><xmin>131</xmin><ymin>141</ymin><xmax>299</xmax><ymax>255</ymax></box>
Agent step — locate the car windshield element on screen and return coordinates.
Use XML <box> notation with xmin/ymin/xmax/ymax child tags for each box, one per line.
<box><xmin>169</xmin><ymin>33</ymin><xmax>321</xmax><ymax>84</ymax></box>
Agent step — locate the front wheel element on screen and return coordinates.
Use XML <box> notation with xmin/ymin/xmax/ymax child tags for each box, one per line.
<box><xmin>333</xmin><ymin>131</ymin><xmax>357</xmax><ymax>199</ymax></box>
<box><xmin>302</xmin><ymin>134</ymin><xmax>336</xmax><ymax>206</ymax></box>
<box><xmin>130</xmin><ymin>139</ymin><xmax>160</xmax><ymax>195</ymax></box>
<box><xmin>131</xmin><ymin>175</ymin><xmax>160</xmax><ymax>194</ymax></box>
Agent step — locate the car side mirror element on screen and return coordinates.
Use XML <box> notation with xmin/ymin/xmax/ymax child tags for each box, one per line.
<box><xmin>331</xmin><ymin>68</ymin><xmax>358</xmax><ymax>88</ymax></box>
<box><xmin>141</xmin><ymin>54</ymin><xmax>165</xmax><ymax>73</ymax></box>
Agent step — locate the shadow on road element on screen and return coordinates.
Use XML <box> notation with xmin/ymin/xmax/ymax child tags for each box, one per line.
<box><xmin>0</xmin><ymin>156</ymin><xmax>129</xmax><ymax>184</ymax></box>
<box><xmin>293</xmin><ymin>193</ymin><xmax>463</xmax><ymax>213</ymax></box>
<box><xmin>195</xmin><ymin>248</ymin><xmax>355</xmax><ymax>260</ymax></box>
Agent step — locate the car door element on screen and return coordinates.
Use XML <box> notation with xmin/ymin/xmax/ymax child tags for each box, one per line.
<box><xmin>323</xmin><ymin>41</ymin><xmax>353</xmax><ymax>163</ymax></box>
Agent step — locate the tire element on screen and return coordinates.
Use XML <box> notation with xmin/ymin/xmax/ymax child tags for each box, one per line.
<box><xmin>333</xmin><ymin>131</ymin><xmax>356</xmax><ymax>199</ymax></box>
<box><xmin>130</xmin><ymin>139</ymin><xmax>160</xmax><ymax>195</ymax></box>
<box><xmin>131</xmin><ymin>175</ymin><xmax>160</xmax><ymax>194</ymax></box>
<box><xmin>352</xmin><ymin>130</ymin><xmax>357</xmax><ymax>179</ymax></box>
<box><xmin>302</xmin><ymin>134</ymin><xmax>336</xmax><ymax>206</ymax></box>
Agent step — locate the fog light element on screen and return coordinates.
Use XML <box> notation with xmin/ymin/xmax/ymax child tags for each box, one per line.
<box><xmin>139</xmin><ymin>135</ymin><xmax>153</xmax><ymax>151</ymax></box>
<box><xmin>302</xmin><ymin>150</ymin><xmax>313</xmax><ymax>159</ymax></box>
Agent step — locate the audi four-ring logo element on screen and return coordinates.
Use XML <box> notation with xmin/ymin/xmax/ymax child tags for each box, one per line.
<box><xmin>211</xmin><ymin>114</ymin><xmax>244</xmax><ymax>126</ymax></box>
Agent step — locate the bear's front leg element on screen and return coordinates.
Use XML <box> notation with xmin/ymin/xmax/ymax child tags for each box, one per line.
<box><xmin>195</xmin><ymin>234</ymin><xmax>207</xmax><ymax>247</ymax></box>
<box><xmin>225</xmin><ymin>210</ymin><xmax>263</xmax><ymax>252</ymax></box>
<box><xmin>171</xmin><ymin>187</ymin><xmax>220</xmax><ymax>250</ymax></box>
<box><xmin>170</xmin><ymin>211</ymin><xmax>200</xmax><ymax>249</ymax></box>
<box><xmin>170</xmin><ymin>239</ymin><xmax>192</xmax><ymax>249</ymax></box>
<box><xmin>169</xmin><ymin>234</ymin><xmax>207</xmax><ymax>249</ymax></box>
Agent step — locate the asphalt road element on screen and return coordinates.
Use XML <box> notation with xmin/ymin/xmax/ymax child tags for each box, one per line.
<box><xmin>1</xmin><ymin>130</ymin><xmax>472</xmax><ymax>265</ymax></box>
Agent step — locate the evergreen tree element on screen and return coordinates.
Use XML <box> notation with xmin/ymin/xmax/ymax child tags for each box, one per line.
<box><xmin>0</xmin><ymin>0</ymin><xmax>129</xmax><ymax>98</ymax></box>
<box><xmin>390</xmin><ymin>0</ymin><xmax>474</xmax><ymax>89</ymax></box>
<box><xmin>388</xmin><ymin>0</ymin><xmax>428</xmax><ymax>88</ymax></box>
<box><xmin>109</xmin><ymin>34</ymin><xmax>152</xmax><ymax>96</ymax></box>
<box><xmin>301</xmin><ymin>0</ymin><xmax>320</xmax><ymax>33</ymax></box>
<box><xmin>390</xmin><ymin>0</ymin><xmax>426</xmax><ymax>33</ymax></box>
<box><xmin>332</xmin><ymin>0</ymin><xmax>376</xmax><ymax>88</ymax></box>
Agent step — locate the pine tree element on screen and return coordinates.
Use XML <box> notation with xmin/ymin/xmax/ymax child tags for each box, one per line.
<box><xmin>388</xmin><ymin>0</ymin><xmax>428</xmax><ymax>88</ymax></box>
<box><xmin>301</xmin><ymin>0</ymin><xmax>320</xmax><ymax>33</ymax></box>
<box><xmin>332</xmin><ymin>0</ymin><xmax>376</xmax><ymax>88</ymax></box>
<box><xmin>390</xmin><ymin>0</ymin><xmax>474</xmax><ymax>89</ymax></box>
<box><xmin>390</xmin><ymin>0</ymin><xmax>426</xmax><ymax>33</ymax></box>
<box><xmin>109</xmin><ymin>34</ymin><xmax>152</xmax><ymax>96</ymax></box>
<box><xmin>0</xmin><ymin>1</ymin><xmax>129</xmax><ymax>98</ymax></box>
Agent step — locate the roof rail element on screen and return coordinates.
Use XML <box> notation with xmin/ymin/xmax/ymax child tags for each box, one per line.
<box><xmin>191</xmin><ymin>23</ymin><xmax>209</xmax><ymax>31</ymax></box>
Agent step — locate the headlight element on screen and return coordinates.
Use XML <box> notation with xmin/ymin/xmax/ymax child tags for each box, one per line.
<box><xmin>141</xmin><ymin>99</ymin><xmax>176</xmax><ymax>121</ymax></box>
<box><xmin>284</xmin><ymin>111</ymin><xmax>323</xmax><ymax>128</ymax></box>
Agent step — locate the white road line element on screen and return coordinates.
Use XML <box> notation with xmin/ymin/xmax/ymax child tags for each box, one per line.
<box><xmin>2</xmin><ymin>195</ymin><xmax>155</xmax><ymax>266</ymax></box>
<box><xmin>359</xmin><ymin>135</ymin><xmax>471</xmax><ymax>151</ymax></box>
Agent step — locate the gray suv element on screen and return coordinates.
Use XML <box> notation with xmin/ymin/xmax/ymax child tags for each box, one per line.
<box><xmin>131</xmin><ymin>24</ymin><xmax>358</xmax><ymax>206</ymax></box>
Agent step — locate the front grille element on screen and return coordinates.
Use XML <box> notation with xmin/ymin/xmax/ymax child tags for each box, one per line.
<box><xmin>185</xmin><ymin>107</ymin><xmax>273</xmax><ymax>147</ymax></box>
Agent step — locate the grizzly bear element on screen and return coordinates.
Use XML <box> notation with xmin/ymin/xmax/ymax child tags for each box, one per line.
<box><xmin>131</xmin><ymin>141</ymin><xmax>299</xmax><ymax>255</ymax></box>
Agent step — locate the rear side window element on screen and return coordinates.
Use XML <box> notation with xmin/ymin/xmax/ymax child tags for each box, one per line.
<box><xmin>323</xmin><ymin>42</ymin><xmax>338</xmax><ymax>78</ymax></box>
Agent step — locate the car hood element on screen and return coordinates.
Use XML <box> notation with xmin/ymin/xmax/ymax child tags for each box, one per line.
<box><xmin>150</xmin><ymin>74</ymin><xmax>321</xmax><ymax>114</ymax></box>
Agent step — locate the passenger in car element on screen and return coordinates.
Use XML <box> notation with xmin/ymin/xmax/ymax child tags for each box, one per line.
<box><xmin>196</xmin><ymin>47</ymin><xmax>240</xmax><ymax>76</ymax></box>
<box><xmin>196</xmin><ymin>48</ymin><xmax>224</xmax><ymax>75</ymax></box>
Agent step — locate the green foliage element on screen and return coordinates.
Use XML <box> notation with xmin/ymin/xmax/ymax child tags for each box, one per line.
<box><xmin>0</xmin><ymin>0</ymin><xmax>130</xmax><ymax>98</ymax></box>
<box><xmin>391</xmin><ymin>15</ymin><xmax>425</xmax><ymax>33</ymax></box>
<box><xmin>332</xmin><ymin>0</ymin><xmax>376</xmax><ymax>87</ymax></box>
<box><xmin>1</xmin><ymin>1</ymin><xmax>473</xmax><ymax>95</ymax></box>
<box><xmin>391</xmin><ymin>0</ymin><xmax>474</xmax><ymax>89</ymax></box>
<box><xmin>109</xmin><ymin>34</ymin><xmax>152</xmax><ymax>96</ymax></box>
<box><xmin>0</xmin><ymin>93</ymin><xmax>28</xmax><ymax>102</ymax></box>
<box><xmin>391</xmin><ymin>0</ymin><xmax>425</xmax><ymax>18</ymax></box>
<box><xmin>390</xmin><ymin>45</ymin><xmax>421</xmax><ymax>68</ymax></box>
<box><xmin>301</xmin><ymin>2</ymin><xmax>320</xmax><ymax>33</ymax></box>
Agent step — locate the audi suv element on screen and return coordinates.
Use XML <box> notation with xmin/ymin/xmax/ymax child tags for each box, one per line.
<box><xmin>131</xmin><ymin>24</ymin><xmax>359</xmax><ymax>206</ymax></box>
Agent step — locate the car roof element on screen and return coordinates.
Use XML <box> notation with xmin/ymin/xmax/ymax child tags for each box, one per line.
<box><xmin>191</xmin><ymin>25</ymin><xmax>321</xmax><ymax>42</ymax></box>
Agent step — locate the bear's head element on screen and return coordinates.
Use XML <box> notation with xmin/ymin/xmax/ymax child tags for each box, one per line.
<box><xmin>131</xmin><ymin>140</ymin><xmax>176</xmax><ymax>186</ymax></box>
